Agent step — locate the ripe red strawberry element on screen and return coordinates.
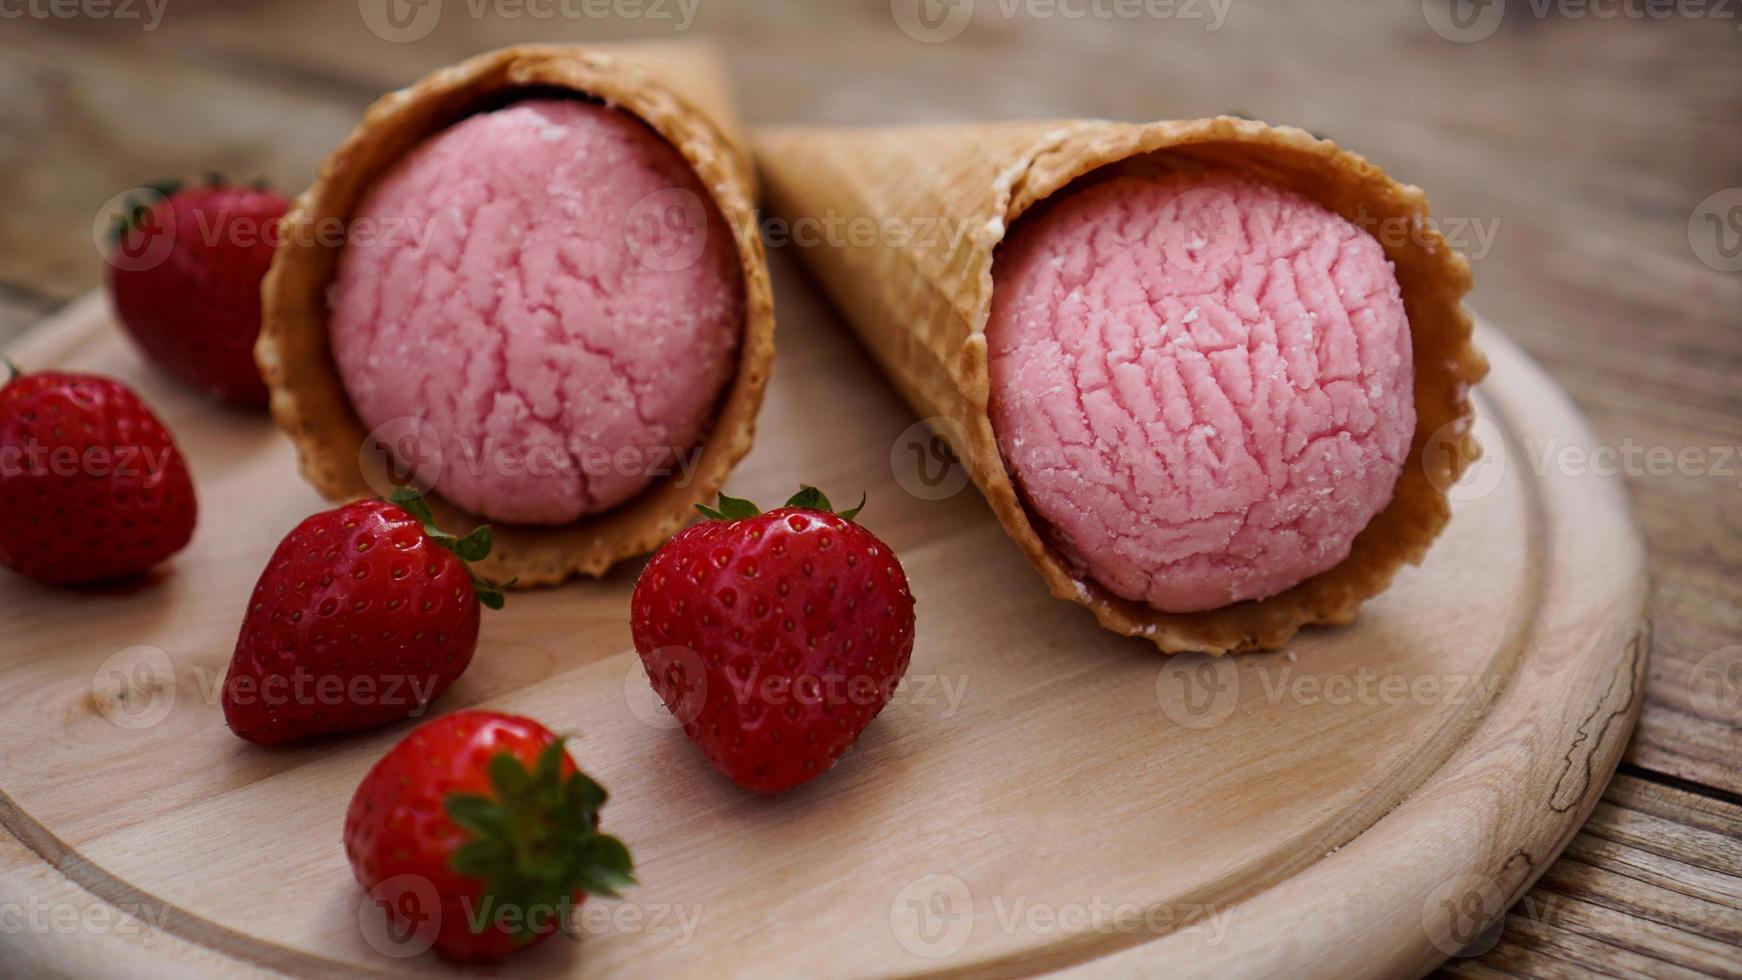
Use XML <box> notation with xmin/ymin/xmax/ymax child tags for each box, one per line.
<box><xmin>222</xmin><ymin>493</ymin><xmax>506</xmax><ymax>745</ymax></box>
<box><xmin>345</xmin><ymin>710</ymin><xmax>634</xmax><ymax>963</ymax></box>
<box><xmin>0</xmin><ymin>366</ymin><xmax>197</xmax><ymax>585</ymax></box>
<box><xmin>106</xmin><ymin>179</ymin><xmax>289</xmax><ymax>408</ymax></box>
<box><xmin>631</xmin><ymin>487</ymin><xmax>916</xmax><ymax>794</ymax></box>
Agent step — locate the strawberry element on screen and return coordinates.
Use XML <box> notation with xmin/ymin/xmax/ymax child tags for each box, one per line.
<box><xmin>0</xmin><ymin>365</ymin><xmax>197</xmax><ymax>585</ymax></box>
<box><xmin>630</xmin><ymin>486</ymin><xmax>916</xmax><ymax>794</ymax></box>
<box><xmin>221</xmin><ymin>492</ymin><xmax>506</xmax><ymax>745</ymax></box>
<box><xmin>106</xmin><ymin>179</ymin><xmax>289</xmax><ymax>408</ymax></box>
<box><xmin>345</xmin><ymin>710</ymin><xmax>634</xmax><ymax>963</ymax></box>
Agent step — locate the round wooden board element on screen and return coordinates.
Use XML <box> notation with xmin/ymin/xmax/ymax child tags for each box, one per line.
<box><xmin>0</xmin><ymin>273</ymin><xmax>1647</xmax><ymax>979</ymax></box>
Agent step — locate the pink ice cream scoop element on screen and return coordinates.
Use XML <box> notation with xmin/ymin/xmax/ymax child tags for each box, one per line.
<box><xmin>330</xmin><ymin>99</ymin><xmax>743</xmax><ymax>525</ymax></box>
<box><xmin>987</xmin><ymin>173</ymin><xmax>1415</xmax><ymax>613</ymax></box>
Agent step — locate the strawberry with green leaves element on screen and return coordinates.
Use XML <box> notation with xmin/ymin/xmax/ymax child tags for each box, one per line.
<box><xmin>222</xmin><ymin>491</ymin><xmax>505</xmax><ymax>745</ymax></box>
<box><xmin>631</xmin><ymin>486</ymin><xmax>917</xmax><ymax>793</ymax></box>
<box><xmin>345</xmin><ymin>710</ymin><xmax>634</xmax><ymax>962</ymax></box>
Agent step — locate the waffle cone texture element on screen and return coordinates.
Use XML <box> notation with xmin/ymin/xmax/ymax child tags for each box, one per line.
<box><xmin>756</xmin><ymin>118</ymin><xmax>1487</xmax><ymax>654</ymax></box>
<box><xmin>258</xmin><ymin>43</ymin><xmax>775</xmax><ymax>586</ymax></box>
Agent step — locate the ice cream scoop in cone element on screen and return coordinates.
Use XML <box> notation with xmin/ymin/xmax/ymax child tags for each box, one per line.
<box><xmin>260</xmin><ymin>43</ymin><xmax>775</xmax><ymax>586</ymax></box>
<box><xmin>755</xmin><ymin>118</ymin><xmax>1485</xmax><ymax>653</ymax></box>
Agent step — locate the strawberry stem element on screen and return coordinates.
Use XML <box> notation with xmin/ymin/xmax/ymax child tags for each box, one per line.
<box><xmin>2</xmin><ymin>357</ymin><xmax>20</xmax><ymax>383</ymax></box>
<box><xmin>384</xmin><ymin>488</ymin><xmax>510</xmax><ymax>610</ymax></box>
<box><xmin>444</xmin><ymin>739</ymin><xmax>634</xmax><ymax>942</ymax></box>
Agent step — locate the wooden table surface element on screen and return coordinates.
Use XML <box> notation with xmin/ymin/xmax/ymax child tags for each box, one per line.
<box><xmin>1</xmin><ymin>1</ymin><xmax>1737</xmax><ymax>976</ymax></box>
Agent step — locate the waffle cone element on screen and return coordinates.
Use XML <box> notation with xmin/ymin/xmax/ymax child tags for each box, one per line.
<box><xmin>755</xmin><ymin>118</ymin><xmax>1486</xmax><ymax>653</ymax></box>
<box><xmin>260</xmin><ymin>43</ymin><xmax>774</xmax><ymax>586</ymax></box>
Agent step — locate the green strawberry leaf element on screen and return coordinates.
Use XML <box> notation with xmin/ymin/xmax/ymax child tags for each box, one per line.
<box><xmin>388</xmin><ymin>487</ymin><xmax>437</xmax><ymax>526</ymax></box>
<box><xmin>488</xmin><ymin>753</ymin><xmax>532</xmax><ymax>801</ymax></box>
<box><xmin>779</xmin><ymin>485</ymin><xmax>868</xmax><ymax>522</ymax></box>
<box><xmin>451</xmin><ymin>526</ymin><xmax>493</xmax><ymax>563</ymax></box>
<box><xmin>475</xmin><ymin>579</ymin><xmax>510</xmax><ymax>611</ymax></box>
<box><xmin>567</xmin><ymin>835</ymin><xmax>635</xmax><ymax>899</ymax></box>
<box><xmin>696</xmin><ymin>492</ymin><xmax>760</xmax><ymax>521</ymax></box>
<box><xmin>532</xmin><ymin>738</ymin><xmax>565</xmax><ymax>787</ymax></box>
<box><xmin>446</xmin><ymin>795</ymin><xmax>511</xmax><ymax>839</ymax></box>
<box><xmin>382</xmin><ymin>488</ymin><xmax>508</xmax><ymax>611</ymax></box>
<box><xmin>443</xmin><ymin>739</ymin><xmax>636</xmax><ymax>943</ymax></box>
<box><xmin>785</xmin><ymin>485</ymin><xmax>832</xmax><ymax>512</ymax></box>
<box><xmin>838</xmin><ymin>492</ymin><xmax>868</xmax><ymax>522</ymax></box>
<box><xmin>565</xmin><ymin>771</ymin><xmax>608</xmax><ymax>811</ymax></box>
<box><xmin>2</xmin><ymin>358</ymin><xmax>20</xmax><ymax>384</ymax></box>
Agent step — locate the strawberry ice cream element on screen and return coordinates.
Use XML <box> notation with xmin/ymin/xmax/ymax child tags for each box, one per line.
<box><xmin>329</xmin><ymin>99</ymin><xmax>743</xmax><ymax>525</ymax></box>
<box><xmin>988</xmin><ymin>172</ymin><xmax>1415</xmax><ymax>613</ymax></box>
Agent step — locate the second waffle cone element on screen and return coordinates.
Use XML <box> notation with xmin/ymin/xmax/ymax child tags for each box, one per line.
<box><xmin>755</xmin><ymin>117</ymin><xmax>1485</xmax><ymax>653</ymax></box>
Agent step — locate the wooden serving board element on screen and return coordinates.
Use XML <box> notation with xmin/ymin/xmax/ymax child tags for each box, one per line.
<box><xmin>1</xmin><ymin>270</ymin><xmax>1648</xmax><ymax>979</ymax></box>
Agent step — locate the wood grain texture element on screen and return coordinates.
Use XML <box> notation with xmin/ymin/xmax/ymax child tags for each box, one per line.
<box><xmin>1437</xmin><ymin>773</ymin><xmax>1742</xmax><ymax>980</ymax></box>
<box><xmin>0</xmin><ymin>2</ymin><xmax>1735</xmax><ymax>976</ymax></box>
<box><xmin>0</xmin><ymin>271</ymin><xmax>1646</xmax><ymax>976</ymax></box>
